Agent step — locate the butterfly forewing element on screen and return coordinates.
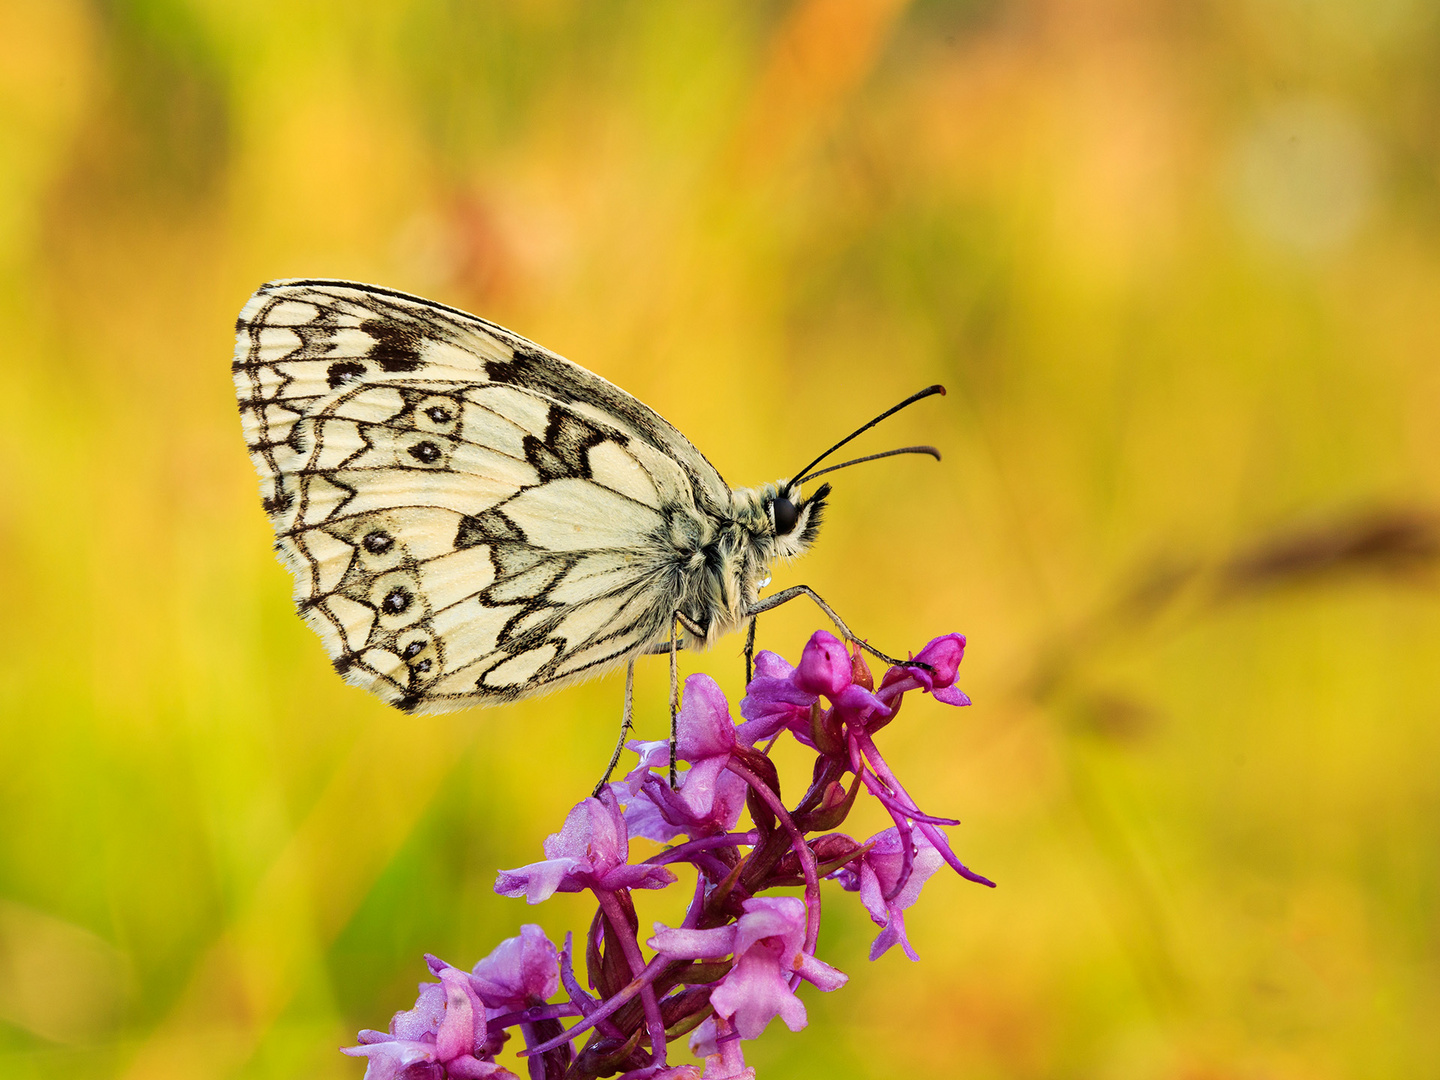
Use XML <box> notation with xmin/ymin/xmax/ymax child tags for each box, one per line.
<box><xmin>234</xmin><ymin>280</ymin><xmax>725</xmax><ymax>712</ymax></box>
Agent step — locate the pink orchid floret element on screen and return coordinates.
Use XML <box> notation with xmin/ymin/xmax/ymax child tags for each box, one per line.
<box><xmin>738</xmin><ymin>632</ymin><xmax>890</xmax><ymax>745</ymax></box>
<box><xmin>468</xmin><ymin>925</ymin><xmax>560</xmax><ymax>1013</ymax></box>
<box><xmin>617</xmin><ymin>674</ymin><xmax>751</xmax><ymax>842</ymax></box>
<box><xmin>735</xmin><ymin>649</ymin><xmax>816</xmax><ymax>743</ymax></box>
<box><xmin>791</xmin><ymin>632</ymin><xmax>852</xmax><ymax>697</ymax></box>
<box><xmin>650</xmin><ymin>896</ymin><xmax>847</xmax><ymax>1039</ymax></box>
<box><xmin>834</xmin><ymin>828</ymin><xmax>946</xmax><ymax>960</ymax></box>
<box><xmin>343</xmin><ymin>959</ymin><xmax>517</xmax><ymax>1080</ymax></box>
<box><xmin>688</xmin><ymin>1015</ymin><xmax>757</xmax><ymax>1079</ymax></box>
<box><xmin>674</xmin><ymin>673</ymin><xmax>741</xmax><ymax>759</ymax></box>
<box><xmin>494</xmin><ymin>789</ymin><xmax>676</xmax><ymax>903</ymax></box>
<box><xmin>626</xmin><ymin>763</ymin><xmax>749</xmax><ymax>842</ymax></box>
<box><xmin>878</xmin><ymin>633</ymin><xmax>971</xmax><ymax>707</ymax></box>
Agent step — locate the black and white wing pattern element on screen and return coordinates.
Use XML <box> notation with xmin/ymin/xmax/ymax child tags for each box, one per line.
<box><xmin>233</xmin><ymin>279</ymin><xmax>731</xmax><ymax>713</ymax></box>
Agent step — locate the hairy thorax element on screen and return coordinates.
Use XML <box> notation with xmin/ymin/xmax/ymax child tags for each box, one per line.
<box><xmin>667</xmin><ymin>485</ymin><xmax>779</xmax><ymax>649</ymax></box>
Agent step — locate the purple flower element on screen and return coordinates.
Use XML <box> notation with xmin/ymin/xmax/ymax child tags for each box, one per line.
<box><xmin>735</xmin><ymin>650</ymin><xmax>816</xmax><ymax>743</ymax></box>
<box><xmin>349</xmin><ymin>629</ymin><xmax>990</xmax><ymax>1080</ymax></box>
<box><xmin>343</xmin><ymin>959</ymin><xmax>517</xmax><ymax>1080</ymax></box>
<box><xmin>617</xmin><ymin>674</ymin><xmax>750</xmax><ymax>842</ymax></box>
<box><xmin>494</xmin><ymin>789</ymin><xmax>677</xmax><ymax>903</ymax></box>
<box><xmin>792</xmin><ymin>632</ymin><xmax>852</xmax><ymax>697</ymax></box>
<box><xmin>796</xmin><ymin>632</ymin><xmax>891</xmax><ymax>719</ymax></box>
<box><xmin>878</xmin><ymin>633</ymin><xmax>971</xmax><ymax>708</ymax></box>
<box><xmin>612</xmin><ymin>781</ymin><xmax>688</xmax><ymax>845</ymax></box>
<box><xmin>738</xmin><ymin>633</ymin><xmax>889</xmax><ymax>746</ymax></box>
<box><xmin>650</xmin><ymin>897</ymin><xmax>847</xmax><ymax>1039</ymax></box>
<box><xmin>834</xmin><ymin>828</ymin><xmax>946</xmax><ymax>960</ymax></box>
<box><xmin>688</xmin><ymin>1017</ymin><xmax>757</xmax><ymax>1079</ymax></box>
<box><xmin>674</xmin><ymin>673</ymin><xmax>740</xmax><ymax>759</ymax></box>
<box><xmin>469</xmin><ymin>925</ymin><xmax>559</xmax><ymax>1013</ymax></box>
<box><xmin>617</xmin><ymin>738</ymin><xmax>673</xmax><ymax>794</ymax></box>
<box><xmin>626</xmin><ymin>765</ymin><xmax>749</xmax><ymax>843</ymax></box>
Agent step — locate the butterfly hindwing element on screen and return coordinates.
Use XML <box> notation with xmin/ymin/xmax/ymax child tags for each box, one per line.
<box><xmin>234</xmin><ymin>279</ymin><xmax>721</xmax><ymax>711</ymax></box>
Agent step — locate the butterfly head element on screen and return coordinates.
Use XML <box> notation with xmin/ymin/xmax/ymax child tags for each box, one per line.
<box><xmin>763</xmin><ymin>480</ymin><xmax>830</xmax><ymax>558</ymax></box>
<box><xmin>727</xmin><ymin>480</ymin><xmax>829</xmax><ymax>606</ymax></box>
<box><xmin>742</xmin><ymin>384</ymin><xmax>947</xmax><ymax>566</ymax></box>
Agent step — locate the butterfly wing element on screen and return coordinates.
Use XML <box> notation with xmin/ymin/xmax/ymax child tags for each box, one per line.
<box><xmin>234</xmin><ymin>279</ymin><xmax>728</xmax><ymax>712</ymax></box>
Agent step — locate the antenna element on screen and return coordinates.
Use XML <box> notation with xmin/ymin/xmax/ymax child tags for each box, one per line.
<box><xmin>783</xmin><ymin>385</ymin><xmax>946</xmax><ymax>494</ymax></box>
<box><xmin>795</xmin><ymin>445</ymin><xmax>940</xmax><ymax>484</ymax></box>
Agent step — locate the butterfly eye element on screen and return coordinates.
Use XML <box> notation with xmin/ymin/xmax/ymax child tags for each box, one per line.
<box><xmin>772</xmin><ymin>496</ymin><xmax>799</xmax><ymax>536</ymax></box>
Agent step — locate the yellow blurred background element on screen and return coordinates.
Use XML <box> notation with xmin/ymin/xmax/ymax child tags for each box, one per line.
<box><xmin>3</xmin><ymin>1</ymin><xmax>1439</xmax><ymax>1077</ymax></box>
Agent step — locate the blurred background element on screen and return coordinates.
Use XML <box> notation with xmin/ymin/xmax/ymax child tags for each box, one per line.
<box><xmin>3</xmin><ymin>1</ymin><xmax>1439</xmax><ymax>1077</ymax></box>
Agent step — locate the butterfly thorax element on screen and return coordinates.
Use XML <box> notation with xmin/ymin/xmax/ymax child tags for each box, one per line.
<box><xmin>670</xmin><ymin>481</ymin><xmax>823</xmax><ymax>650</ymax></box>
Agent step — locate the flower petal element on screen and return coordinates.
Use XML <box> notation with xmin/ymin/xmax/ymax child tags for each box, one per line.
<box><xmin>677</xmin><ymin>674</ymin><xmax>736</xmax><ymax>760</ymax></box>
<box><xmin>709</xmin><ymin>946</ymin><xmax>808</xmax><ymax>1038</ymax></box>
<box><xmin>493</xmin><ymin>857</ymin><xmax>580</xmax><ymax>904</ymax></box>
<box><xmin>596</xmin><ymin>861</ymin><xmax>678</xmax><ymax>892</ymax></box>
<box><xmin>435</xmin><ymin>967</ymin><xmax>482</xmax><ymax>1062</ymax></box>
<box><xmin>470</xmin><ymin>925</ymin><xmax>560</xmax><ymax>1012</ymax></box>
<box><xmin>912</xmin><ymin>634</ymin><xmax>966</xmax><ymax>686</ymax></box>
<box><xmin>751</xmin><ymin>650</ymin><xmax>794</xmax><ymax>680</ymax></box>
<box><xmin>931</xmin><ymin>685</ymin><xmax>972</xmax><ymax>707</ymax></box>
<box><xmin>791</xmin><ymin>951</ymin><xmax>848</xmax><ymax>992</ymax></box>
<box><xmin>446</xmin><ymin>1055</ymin><xmax>519</xmax><ymax>1079</ymax></box>
<box><xmin>615</xmin><ymin>783</ymin><xmax>687</xmax><ymax>844</ymax></box>
<box><xmin>620</xmin><ymin>739</ymin><xmax>672</xmax><ymax>791</ymax></box>
<box><xmin>340</xmin><ymin>1038</ymin><xmax>437</xmax><ymax>1077</ymax></box>
<box><xmin>731</xmin><ymin>897</ymin><xmax>806</xmax><ymax>958</ymax></box>
<box><xmin>673</xmin><ymin>758</ymin><xmax>748</xmax><ymax>835</ymax></box>
<box><xmin>794</xmin><ymin>632</ymin><xmax>851</xmax><ymax>697</ymax></box>
<box><xmin>738</xmin><ymin>677</ymin><xmax>815</xmax><ymax>730</ymax></box>
<box><xmin>829</xmin><ymin>683</ymin><xmax>889</xmax><ymax>720</ymax></box>
<box><xmin>649</xmin><ymin>923</ymin><xmax>738</xmax><ymax>960</ymax></box>
<box><xmin>390</xmin><ymin>982</ymin><xmax>446</xmax><ymax>1040</ymax></box>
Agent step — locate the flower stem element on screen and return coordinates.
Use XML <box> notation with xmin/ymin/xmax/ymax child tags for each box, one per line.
<box><xmin>647</xmin><ymin>831</ymin><xmax>759</xmax><ymax>866</ymax></box>
<box><xmin>724</xmin><ymin>758</ymin><xmax>822</xmax><ymax>954</ymax></box>
<box><xmin>522</xmin><ymin>950</ymin><xmax>673</xmax><ymax>1058</ymax></box>
<box><xmin>594</xmin><ymin>889</ymin><xmax>671</xmax><ymax>1068</ymax></box>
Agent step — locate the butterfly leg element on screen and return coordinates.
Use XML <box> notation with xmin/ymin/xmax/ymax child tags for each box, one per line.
<box><xmin>592</xmin><ymin>658</ymin><xmax>639</xmax><ymax>798</ymax></box>
<box><xmin>668</xmin><ymin>616</ymin><xmax>681</xmax><ymax>788</ymax></box>
<box><xmin>744</xmin><ymin>585</ymin><xmax>931</xmax><ymax>671</ymax></box>
<box><xmin>661</xmin><ymin>612</ymin><xmax>715</xmax><ymax>787</ymax></box>
<box><xmin>744</xmin><ymin>616</ymin><xmax>757</xmax><ymax>685</ymax></box>
<box><xmin>590</xmin><ymin>635</ymin><xmax>692</xmax><ymax>796</ymax></box>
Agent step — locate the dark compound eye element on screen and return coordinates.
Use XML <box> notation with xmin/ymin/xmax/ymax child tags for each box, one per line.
<box><xmin>362</xmin><ymin>531</ymin><xmax>394</xmax><ymax>554</ymax></box>
<box><xmin>772</xmin><ymin>496</ymin><xmax>799</xmax><ymax>536</ymax></box>
<box><xmin>407</xmin><ymin>441</ymin><xmax>442</xmax><ymax>464</ymax></box>
<box><xmin>381</xmin><ymin>587</ymin><xmax>412</xmax><ymax>615</ymax></box>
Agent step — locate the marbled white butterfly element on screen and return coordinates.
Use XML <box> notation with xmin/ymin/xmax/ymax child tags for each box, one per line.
<box><xmin>234</xmin><ymin>280</ymin><xmax>941</xmax><ymax>728</ymax></box>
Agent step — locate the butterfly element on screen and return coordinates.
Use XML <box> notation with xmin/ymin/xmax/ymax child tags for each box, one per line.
<box><xmin>233</xmin><ymin>279</ymin><xmax>942</xmax><ymax>733</ymax></box>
